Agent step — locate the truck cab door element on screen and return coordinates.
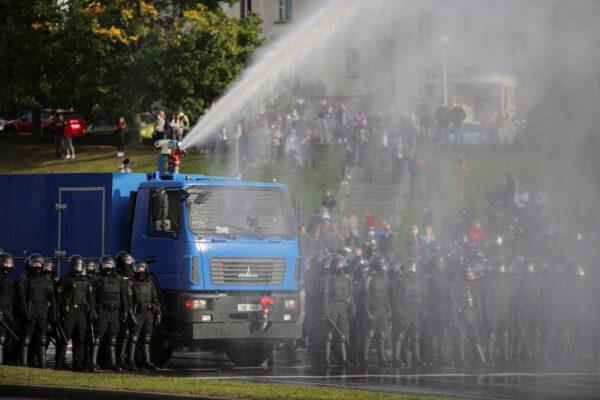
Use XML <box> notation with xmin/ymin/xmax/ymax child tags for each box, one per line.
<box><xmin>131</xmin><ymin>188</ymin><xmax>183</xmax><ymax>290</ymax></box>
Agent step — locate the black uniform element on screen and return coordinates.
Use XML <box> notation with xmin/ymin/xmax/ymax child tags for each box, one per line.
<box><xmin>0</xmin><ymin>253</ymin><xmax>15</xmax><ymax>365</ymax></box>
<box><xmin>424</xmin><ymin>258</ymin><xmax>451</xmax><ymax>365</ymax></box>
<box><xmin>362</xmin><ymin>256</ymin><xmax>391</xmax><ymax>366</ymax></box>
<box><xmin>55</xmin><ymin>255</ymin><xmax>94</xmax><ymax>371</ymax></box>
<box><xmin>397</xmin><ymin>262</ymin><xmax>424</xmax><ymax>366</ymax></box>
<box><xmin>115</xmin><ymin>251</ymin><xmax>134</xmax><ymax>367</ymax></box>
<box><xmin>303</xmin><ymin>256</ymin><xmax>323</xmax><ymax>364</ymax></box>
<box><xmin>16</xmin><ymin>254</ymin><xmax>56</xmax><ymax>367</ymax></box>
<box><xmin>127</xmin><ymin>260</ymin><xmax>161</xmax><ymax>370</ymax></box>
<box><xmin>322</xmin><ymin>257</ymin><xmax>354</xmax><ymax>366</ymax></box>
<box><xmin>90</xmin><ymin>256</ymin><xmax>127</xmax><ymax>371</ymax></box>
<box><xmin>450</xmin><ymin>270</ymin><xmax>485</xmax><ymax>367</ymax></box>
<box><xmin>513</xmin><ymin>263</ymin><xmax>546</xmax><ymax>365</ymax></box>
<box><xmin>482</xmin><ymin>266</ymin><xmax>513</xmax><ymax>366</ymax></box>
<box><xmin>389</xmin><ymin>263</ymin><xmax>405</xmax><ymax>366</ymax></box>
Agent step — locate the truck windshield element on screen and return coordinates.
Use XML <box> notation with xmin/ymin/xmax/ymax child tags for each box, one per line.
<box><xmin>186</xmin><ymin>186</ymin><xmax>296</xmax><ymax>239</ymax></box>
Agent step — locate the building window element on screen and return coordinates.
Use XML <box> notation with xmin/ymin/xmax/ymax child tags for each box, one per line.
<box><xmin>345</xmin><ymin>48</ymin><xmax>359</xmax><ymax>79</ymax></box>
<box><xmin>240</xmin><ymin>0</ymin><xmax>252</xmax><ymax>19</ymax></box>
<box><xmin>277</xmin><ymin>0</ymin><xmax>293</xmax><ymax>22</ymax></box>
<box><xmin>417</xmin><ymin>11</ymin><xmax>434</xmax><ymax>41</ymax></box>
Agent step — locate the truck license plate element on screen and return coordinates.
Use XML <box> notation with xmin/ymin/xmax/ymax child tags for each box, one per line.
<box><xmin>237</xmin><ymin>304</ymin><xmax>261</xmax><ymax>312</ymax></box>
<box><xmin>71</xmin><ymin>124</ymin><xmax>80</xmax><ymax>129</ymax></box>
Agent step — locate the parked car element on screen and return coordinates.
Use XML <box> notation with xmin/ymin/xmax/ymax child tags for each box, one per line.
<box><xmin>3</xmin><ymin>109</ymin><xmax>86</xmax><ymax>136</ymax></box>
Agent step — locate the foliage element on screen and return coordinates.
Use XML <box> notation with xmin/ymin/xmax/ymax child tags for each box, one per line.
<box><xmin>0</xmin><ymin>0</ymin><xmax>263</xmax><ymax>133</ymax></box>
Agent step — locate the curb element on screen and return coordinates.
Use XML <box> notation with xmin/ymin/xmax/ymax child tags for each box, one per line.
<box><xmin>0</xmin><ymin>384</ymin><xmax>237</xmax><ymax>400</ymax></box>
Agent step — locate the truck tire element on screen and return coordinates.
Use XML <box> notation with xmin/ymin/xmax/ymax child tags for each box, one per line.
<box><xmin>225</xmin><ymin>343</ymin><xmax>271</xmax><ymax>367</ymax></box>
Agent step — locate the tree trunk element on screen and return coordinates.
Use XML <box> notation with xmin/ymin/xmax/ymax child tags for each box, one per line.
<box><xmin>32</xmin><ymin>105</ymin><xmax>42</xmax><ymax>137</ymax></box>
<box><xmin>130</xmin><ymin>112</ymin><xmax>142</xmax><ymax>146</ymax></box>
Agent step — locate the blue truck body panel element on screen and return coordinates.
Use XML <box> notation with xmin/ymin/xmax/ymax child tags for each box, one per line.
<box><xmin>0</xmin><ymin>171</ymin><xmax>303</xmax><ymax>345</ymax></box>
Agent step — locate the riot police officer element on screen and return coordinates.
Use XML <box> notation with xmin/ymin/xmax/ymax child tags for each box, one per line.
<box><xmin>115</xmin><ymin>250</ymin><xmax>134</xmax><ymax>367</ymax></box>
<box><xmin>348</xmin><ymin>256</ymin><xmax>368</xmax><ymax>365</ymax></box>
<box><xmin>55</xmin><ymin>254</ymin><xmax>94</xmax><ymax>371</ymax></box>
<box><xmin>362</xmin><ymin>256</ymin><xmax>391</xmax><ymax>367</ymax></box>
<box><xmin>127</xmin><ymin>259</ymin><xmax>161</xmax><ymax>371</ymax></box>
<box><xmin>398</xmin><ymin>260</ymin><xmax>424</xmax><ymax>367</ymax></box>
<box><xmin>450</xmin><ymin>266</ymin><xmax>485</xmax><ymax>367</ymax></box>
<box><xmin>321</xmin><ymin>256</ymin><xmax>354</xmax><ymax>367</ymax></box>
<box><xmin>389</xmin><ymin>261</ymin><xmax>405</xmax><ymax>366</ymax></box>
<box><xmin>424</xmin><ymin>254</ymin><xmax>451</xmax><ymax>365</ymax></box>
<box><xmin>0</xmin><ymin>253</ymin><xmax>15</xmax><ymax>365</ymax></box>
<box><xmin>90</xmin><ymin>256</ymin><xmax>127</xmax><ymax>371</ymax></box>
<box><xmin>482</xmin><ymin>259</ymin><xmax>513</xmax><ymax>366</ymax></box>
<box><xmin>513</xmin><ymin>259</ymin><xmax>546</xmax><ymax>366</ymax></box>
<box><xmin>16</xmin><ymin>253</ymin><xmax>56</xmax><ymax>367</ymax></box>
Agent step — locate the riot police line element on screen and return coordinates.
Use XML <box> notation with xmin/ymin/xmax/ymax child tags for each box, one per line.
<box><xmin>302</xmin><ymin>198</ymin><xmax>599</xmax><ymax>369</ymax></box>
<box><xmin>0</xmin><ymin>251</ymin><xmax>162</xmax><ymax>372</ymax></box>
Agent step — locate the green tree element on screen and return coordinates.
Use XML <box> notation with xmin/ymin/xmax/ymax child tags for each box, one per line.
<box><xmin>160</xmin><ymin>3</ymin><xmax>263</xmax><ymax>120</ymax></box>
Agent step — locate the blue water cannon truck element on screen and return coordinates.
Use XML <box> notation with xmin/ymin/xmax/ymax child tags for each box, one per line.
<box><xmin>0</xmin><ymin>146</ymin><xmax>304</xmax><ymax>366</ymax></box>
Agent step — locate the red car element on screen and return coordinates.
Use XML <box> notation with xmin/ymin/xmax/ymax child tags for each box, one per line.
<box><xmin>3</xmin><ymin>109</ymin><xmax>86</xmax><ymax>136</ymax></box>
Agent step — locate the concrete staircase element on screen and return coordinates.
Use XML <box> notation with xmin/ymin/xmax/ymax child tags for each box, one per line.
<box><xmin>338</xmin><ymin>163</ymin><xmax>403</xmax><ymax>228</ymax></box>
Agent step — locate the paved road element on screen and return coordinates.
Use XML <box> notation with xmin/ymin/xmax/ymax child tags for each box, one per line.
<box><xmin>155</xmin><ymin>350</ymin><xmax>600</xmax><ymax>400</ymax></box>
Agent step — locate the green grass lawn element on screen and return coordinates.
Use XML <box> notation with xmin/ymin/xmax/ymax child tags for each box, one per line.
<box><xmin>0</xmin><ymin>143</ymin><xmax>341</xmax><ymax>225</ymax></box>
<box><xmin>0</xmin><ymin>366</ymin><xmax>441</xmax><ymax>400</ymax></box>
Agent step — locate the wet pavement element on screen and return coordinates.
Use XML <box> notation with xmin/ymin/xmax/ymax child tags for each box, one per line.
<box><xmin>157</xmin><ymin>350</ymin><xmax>600</xmax><ymax>399</ymax></box>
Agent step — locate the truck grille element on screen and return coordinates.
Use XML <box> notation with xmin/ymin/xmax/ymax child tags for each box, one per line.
<box><xmin>210</xmin><ymin>258</ymin><xmax>286</xmax><ymax>285</ymax></box>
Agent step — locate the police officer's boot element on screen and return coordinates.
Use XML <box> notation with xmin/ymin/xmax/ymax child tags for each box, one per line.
<box><xmin>502</xmin><ymin>332</ymin><xmax>510</xmax><ymax>367</ymax></box>
<box><xmin>487</xmin><ymin>334</ymin><xmax>496</xmax><ymax>366</ymax></box>
<box><xmin>338</xmin><ymin>341</ymin><xmax>349</xmax><ymax>367</ymax></box>
<box><xmin>142</xmin><ymin>336</ymin><xmax>158</xmax><ymax>371</ymax></box>
<box><xmin>90</xmin><ymin>338</ymin><xmax>100</xmax><ymax>372</ymax></box>
<box><xmin>127</xmin><ymin>336</ymin><xmax>138</xmax><ymax>371</ymax></box>
<box><xmin>0</xmin><ymin>336</ymin><xmax>5</xmax><ymax>365</ymax></box>
<box><xmin>361</xmin><ymin>334</ymin><xmax>373</xmax><ymax>367</ymax></box>
<box><xmin>54</xmin><ymin>344</ymin><xmax>66</xmax><ymax>370</ymax></box>
<box><xmin>377</xmin><ymin>337</ymin><xmax>391</xmax><ymax>367</ymax></box>
<box><xmin>412</xmin><ymin>335</ymin><xmax>423</xmax><ymax>367</ymax></box>
<box><xmin>108</xmin><ymin>337</ymin><xmax>123</xmax><ymax>371</ymax></box>
<box><xmin>323</xmin><ymin>340</ymin><xmax>332</xmax><ymax>367</ymax></box>
<box><xmin>21</xmin><ymin>337</ymin><xmax>31</xmax><ymax>366</ymax></box>
<box><xmin>118</xmin><ymin>337</ymin><xmax>129</xmax><ymax>368</ymax></box>
<box><xmin>38</xmin><ymin>337</ymin><xmax>47</xmax><ymax>368</ymax></box>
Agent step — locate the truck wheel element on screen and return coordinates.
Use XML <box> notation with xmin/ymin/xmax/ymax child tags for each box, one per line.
<box><xmin>225</xmin><ymin>343</ymin><xmax>271</xmax><ymax>367</ymax></box>
<box><xmin>150</xmin><ymin>328</ymin><xmax>173</xmax><ymax>367</ymax></box>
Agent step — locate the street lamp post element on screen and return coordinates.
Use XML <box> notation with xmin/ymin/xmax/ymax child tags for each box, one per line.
<box><xmin>441</xmin><ymin>35</ymin><xmax>450</xmax><ymax>107</ymax></box>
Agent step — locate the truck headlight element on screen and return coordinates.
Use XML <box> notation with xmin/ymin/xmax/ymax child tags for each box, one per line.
<box><xmin>185</xmin><ymin>299</ymin><xmax>208</xmax><ymax>310</ymax></box>
<box><xmin>284</xmin><ymin>299</ymin><xmax>298</xmax><ymax>310</ymax></box>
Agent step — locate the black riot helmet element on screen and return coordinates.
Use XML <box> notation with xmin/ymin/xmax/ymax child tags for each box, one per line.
<box><xmin>349</xmin><ymin>256</ymin><xmax>368</xmax><ymax>276</ymax></box>
<box><xmin>337</xmin><ymin>246</ymin><xmax>353</xmax><ymax>258</ymax></box>
<box><xmin>369</xmin><ymin>255</ymin><xmax>388</xmax><ymax>274</ymax></box>
<box><xmin>86</xmin><ymin>258</ymin><xmax>98</xmax><ymax>274</ymax></box>
<box><xmin>29</xmin><ymin>253</ymin><xmax>44</xmax><ymax>274</ymax></box>
<box><xmin>390</xmin><ymin>262</ymin><xmax>402</xmax><ymax>276</ymax></box>
<box><xmin>43</xmin><ymin>259</ymin><xmax>54</xmax><ymax>275</ymax></box>
<box><xmin>99</xmin><ymin>255</ymin><xmax>115</xmax><ymax>273</ymax></box>
<box><xmin>134</xmin><ymin>259</ymin><xmax>148</xmax><ymax>277</ymax></box>
<box><xmin>330</xmin><ymin>256</ymin><xmax>346</xmax><ymax>275</ymax></box>
<box><xmin>69</xmin><ymin>254</ymin><xmax>84</xmax><ymax>274</ymax></box>
<box><xmin>319</xmin><ymin>256</ymin><xmax>332</xmax><ymax>275</ymax></box>
<box><xmin>0</xmin><ymin>253</ymin><xmax>14</xmax><ymax>274</ymax></box>
<box><xmin>430</xmin><ymin>254</ymin><xmax>446</xmax><ymax>273</ymax></box>
<box><xmin>115</xmin><ymin>250</ymin><xmax>133</xmax><ymax>270</ymax></box>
